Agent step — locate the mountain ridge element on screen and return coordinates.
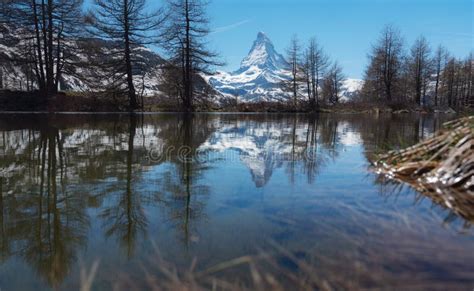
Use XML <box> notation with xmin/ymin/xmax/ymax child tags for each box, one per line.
<box><xmin>238</xmin><ymin>32</ymin><xmax>288</xmax><ymax>73</ymax></box>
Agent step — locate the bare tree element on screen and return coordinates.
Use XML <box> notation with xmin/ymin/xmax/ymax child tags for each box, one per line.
<box><xmin>407</xmin><ymin>36</ymin><xmax>432</xmax><ymax>106</ymax></box>
<box><xmin>469</xmin><ymin>53</ymin><xmax>473</xmax><ymax>106</ymax></box>
<box><xmin>302</xmin><ymin>49</ymin><xmax>312</xmax><ymax>104</ymax></box>
<box><xmin>433</xmin><ymin>45</ymin><xmax>447</xmax><ymax>106</ymax></box>
<box><xmin>442</xmin><ymin>57</ymin><xmax>457</xmax><ymax>108</ymax></box>
<box><xmin>363</xmin><ymin>25</ymin><xmax>404</xmax><ymax>103</ymax></box>
<box><xmin>306</xmin><ymin>37</ymin><xmax>329</xmax><ymax>106</ymax></box>
<box><xmin>284</xmin><ymin>34</ymin><xmax>302</xmax><ymax>107</ymax></box>
<box><xmin>163</xmin><ymin>0</ymin><xmax>222</xmax><ymax>112</ymax></box>
<box><xmin>464</xmin><ymin>53</ymin><xmax>473</xmax><ymax>107</ymax></box>
<box><xmin>322</xmin><ymin>61</ymin><xmax>345</xmax><ymax>104</ymax></box>
<box><xmin>88</xmin><ymin>0</ymin><xmax>164</xmax><ymax>110</ymax></box>
<box><xmin>1</xmin><ymin>0</ymin><xmax>84</xmax><ymax>97</ymax></box>
<box><xmin>438</xmin><ymin>56</ymin><xmax>472</xmax><ymax>109</ymax></box>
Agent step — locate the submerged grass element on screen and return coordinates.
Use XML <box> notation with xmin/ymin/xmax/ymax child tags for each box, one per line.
<box><xmin>72</xmin><ymin>117</ymin><xmax>473</xmax><ymax>291</ymax></box>
<box><xmin>78</xmin><ymin>204</ymin><xmax>474</xmax><ymax>290</ymax></box>
<box><xmin>78</xmin><ymin>230</ymin><xmax>473</xmax><ymax>291</ymax></box>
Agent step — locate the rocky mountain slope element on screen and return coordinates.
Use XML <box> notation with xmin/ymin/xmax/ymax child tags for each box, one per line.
<box><xmin>0</xmin><ymin>24</ymin><xmax>166</xmax><ymax>95</ymax></box>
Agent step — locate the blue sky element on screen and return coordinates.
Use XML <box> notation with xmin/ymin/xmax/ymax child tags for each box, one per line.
<box><xmin>85</xmin><ymin>0</ymin><xmax>473</xmax><ymax>78</ymax></box>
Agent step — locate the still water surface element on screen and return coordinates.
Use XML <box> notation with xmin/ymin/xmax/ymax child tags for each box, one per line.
<box><xmin>0</xmin><ymin>113</ymin><xmax>472</xmax><ymax>290</ymax></box>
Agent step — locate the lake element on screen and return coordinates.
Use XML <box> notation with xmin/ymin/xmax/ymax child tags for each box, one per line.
<box><xmin>0</xmin><ymin>113</ymin><xmax>472</xmax><ymax>290</ymax></box>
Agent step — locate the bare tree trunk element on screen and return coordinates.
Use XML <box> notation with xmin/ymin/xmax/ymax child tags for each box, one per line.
<box><xmin>54</xmin><ymin>22</ymin><xmax>64</xmax><ymax>90</ymax></box>
<box><xmin>312</xmin><ymin>72</ymin><xmax>317</xmax><ymax>105</ymax></box>
<box><xmin>41</xmin><ymin>0</ymin><xmax>50</xmax><ymax>96</ymax></box>
<box><xmin>384</xmin><ymin>40</ymin><xmax>393</xmax><ymax>102</ymax></box>
<box><xmin>47</xmin><ymin>0</ymin><xmax>55</xmax><ymax>94</ymax></box>
<box><xmin>434</xmin><ymin>71</ymin><xmax>440</xmax><ymax>106</ymax></box>
<box><xmin>123</xmin><ymin>0</ymin><xmax>137</xmax><ymax>111</ymax></box>
<box><xmin>184</xmin><ymin>0</ymin><xmax>192</xmax><ymax>112</ymax></box>
<box><xmin>293</xmin><ymin>73</ymin><xmax>297</xmax><ymax>107</ymax></box>
<box><xmin>314</xmin><ymin>69</ymin><xmax>321</xmax><ymax>106</ymax></box>
<box><xmin>33</xmin><ymin>0</ymin><xmax>46</xmax><ymax>95</ymax></box>
<box><xmin>433</xmin><ymin>49</ymin><xmax>443</xmax><ymax>106</ymax></box>
<box><xmin>415</xmin><ymin>62</ymin><xmax>422</xmax><ymax>106</ymax></box>
<box><xmin>306</xmin><ymin>75</ymin><xmax>311</xmax><ymax>104</ymax></box>
<box><xmin>181</xmin><ymin>42</ymin><xmax>186</xmax><ymax>105</ymax></box>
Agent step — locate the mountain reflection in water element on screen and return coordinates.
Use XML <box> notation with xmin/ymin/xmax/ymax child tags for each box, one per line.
<box><xmin>0</xmin><ymin>113</ymin><xmax>472</xmax><ymax>290</ymax></box>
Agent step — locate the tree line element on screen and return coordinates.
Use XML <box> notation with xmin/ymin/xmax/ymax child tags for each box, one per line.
<box><xmin>279</xmin><ymin>26</ymin><xmax>472</xmax><ymax>111</ymax></box>
<box><xmin>0</xmin><ymin>1</ymin><xmax>471</xmax><ymax>112</ymax></box>
<box><xmin>281</xmin><ymin>34</ymin><xmax>346</xmax><ymax>109</ymax></box>
<box><xmin>0</xmin><ymin>0</ymin><xmax>219</xmax><ymax>112</ymax></box>
<box><xmin>361</xmin><ymin>25</ymin><xmax>473</xmax><ymax>109</ymax></box>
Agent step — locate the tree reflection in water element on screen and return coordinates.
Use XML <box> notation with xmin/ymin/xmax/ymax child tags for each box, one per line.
<box><xmin>0</xmin><ymin>124</ymin><xmax>89</xmax><ymax>287</ymax></box>
<box><xmin>0</xmin><ymin>113</ymin><xmax>470</xmax><ymax>290</ymax></box>
<box><xmin>100</xmin><ymin>115</ymin><xmax>148</xmax><ymax>258</ymax></box>
<box><xmin>154</xmin><ymin>114</ymin><xmax>214</xmax><ymax>246</ymax></box>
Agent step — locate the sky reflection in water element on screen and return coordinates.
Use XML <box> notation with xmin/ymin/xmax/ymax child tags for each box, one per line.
<box><xmin>0</xmin><ymin>113</ymin><xmax>472</xmax><ymax>290</ymax></box>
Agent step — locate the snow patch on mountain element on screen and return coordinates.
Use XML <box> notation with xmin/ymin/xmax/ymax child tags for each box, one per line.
<box><xmin>340</xmin><ymin>79</ymin><xmax>364</xmax><ymax>102</ymax></box>
<box><xmin>239</xmin><ymin>32</ymin><xmax>288</xmax><ymax>72</ymax></box>
<box><xmin>207</xmin><ymin>32</ymin><xmax>292</xmax><ymax>102</ymax></box>
<box><xmin>208</xmin><ymin>32</ymin><xmax>363</xmax><ymax>103</ymax></box>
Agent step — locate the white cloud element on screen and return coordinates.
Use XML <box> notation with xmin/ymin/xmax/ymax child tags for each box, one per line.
<box><xmin>211</xmin><ymin>19</ymin><xmax>252</xmax><ymax>34</ymax></box>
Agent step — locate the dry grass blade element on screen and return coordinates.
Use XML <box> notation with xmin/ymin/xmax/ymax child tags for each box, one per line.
<box><xmin>373</xmin><ymin>116</ymin><xmax>474</xmax><ymax>225</ymax></box>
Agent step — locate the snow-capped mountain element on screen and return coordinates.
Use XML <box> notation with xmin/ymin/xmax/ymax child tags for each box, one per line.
<box><xmin>199</xmin><ymin>117</ymin><xmax>362</xmax><ymax>187</ymax></box>
<box><xmin>340</xmin><ymin>78</ymin><xmax>364</xmax><ymax>102</ymax></box>
<box><xmin>239</xmin><ymin>32</ymin><xmax>288</xmax><ymax>72</ymax></box>
<box><xmin>207</xmin><ymin>32</ymin><xmax>363</xmax><ymax>103</ymax></box>
<box><xmin>207</xmin><ymin>32</ymin><xmax>290</xmax><ymax>102</ymax></box>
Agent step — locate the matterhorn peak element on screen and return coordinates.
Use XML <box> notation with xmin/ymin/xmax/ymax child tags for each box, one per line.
<box><xmin>208</xmin><ymin>32</ymin><xmax>363</xmax><ymax>104</ymax></box>
<box><xmin>238</xmin><ymin>32</ymin><xmax>287</xmax><ymax>72</ymax></box>
<box><xmin>256</xmin><ymin>31</ymin><xmax>269</xmax><ymax>42</ymax></box>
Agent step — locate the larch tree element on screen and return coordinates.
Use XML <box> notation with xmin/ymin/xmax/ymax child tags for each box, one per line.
<box><xmin>462</xmin><ymin>53</ymin><xmax>473</xmax><ymax>107</ymax></box>
<box><xmin>433</xmin><ymin>45</ymin><xmax>447</xmax><ymax>107</ymax></box>
<box><xmin>408</xmin><ymin>36</ymin><xmax>432</xmax><ymax>106</ymax></box>
<box><xmin>363</xmin><ymin>25</ymin><xmax>404</xmax><ymax>103</ymax></box>
<box><xmin>306</xmin><ymin>37</ymin><xmax>329</xmax><ymax>106</ymax></box>
<box><xmin>302</xmin><ymin>49</ymin><xmax>312</xmax><ymax>103</ymax></box>
<box><xmin>322</xmin><ymin>61</ymin><xmax>345</xmax><ymax>104</ymax></box>
<box><xmin>438</xmin><ymin>56</ymin><xmax>473</xmax><ymax>109</ymax></box>
<box><xmin>163</xmin><ymin>0</ymin><xmax>222</xmax><ymax>112</ymax></box>
<box><xmin>0</xmin><ymin>0</ymin><xmax>84</xmax><ymax>97</ymax></box>
<box><xmin>88</xmin><ymin>0</ymin><xmax>165</xmax><ymax>111</ymax></box>
<box><xmin>442</xmin><ymin>57</ymin><xmax>457</xmax><ymax>107</ymax></box>
<box><xmin>284</xmin><ymin>34</ymin><xmax>302</xmax><ymax>107</ymax></box>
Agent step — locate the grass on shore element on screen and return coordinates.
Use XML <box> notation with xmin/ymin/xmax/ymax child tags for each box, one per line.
<box><xmin>373</xmin><ymin>116</ymin><xmax>474</xmax><ymax>223</ymax></box>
